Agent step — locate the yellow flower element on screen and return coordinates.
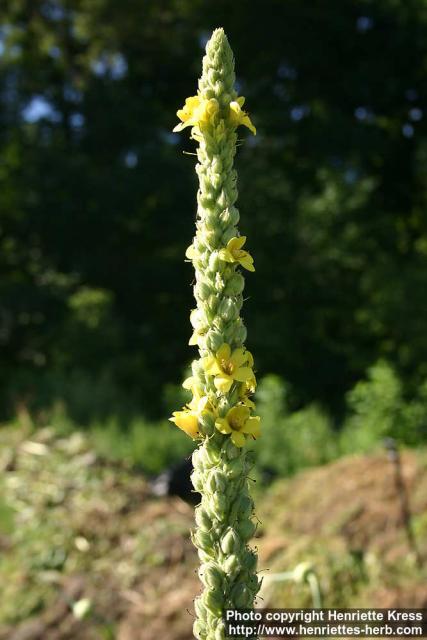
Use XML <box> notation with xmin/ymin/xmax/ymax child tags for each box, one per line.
<box><xmin>229</xmin><ymin>97</ymin><xmax>256</xmax><ymax>135</ymax></box>
<box><xmin>169</xmin><ymin>390</ymin><xmax>214</xmax><ymax>439</ymax></box>
<box><xmin>173</xmin><ymin>95</ymin><xmax>219</xmax><ymax>132</ymax></box>
<box><xmin>203</xmin><ymin>343</ymin><xmax>253</xmax><ymax>393</ymax></box>
<box><xmin>240</xmin><ymin>372</ymin><xmax>257</xmax><ymax>396</ymax></box>
<box><xmin>218</xmin><ymin>236</ymin><xmax>255</xmax><ymax>272</ymax></box>
<box><xmin>169</xmin><ymin>409</ymin><xmax>200</xmax><ymax>439</ymax></box>
<box><xmin>215</xmin><ymin>405</ymin><xmax>261</xmax><ymax>447</ymax></box>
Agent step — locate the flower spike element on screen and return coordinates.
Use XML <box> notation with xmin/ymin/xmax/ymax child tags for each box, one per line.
<box><xmin>170</xmin><ymin>28</ymin><xmax>260</xmax><ymax>639</ymax></box>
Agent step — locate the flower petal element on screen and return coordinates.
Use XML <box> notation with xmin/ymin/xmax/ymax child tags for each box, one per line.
<box><xmin>233</xmin><ymin>366</ymin><xmax>254</xmax><ymax>383</ymax></box>
<box><xmin>203</xmin><ymin>355</ymin><xmax>221</xmax><ymax>375</ymax></box>
<box><xmin>230</xmin><ymin>348</ymin><xmax>247</xmax><ymax>368</ymax></box>
<box><xmin>228</xmin><ymin>236</ymin><xmax>246</xmax><ymax>252</ymax></box>
<box><xmin>169</xmin><ymin>411</ymin><xmax>199</xmax><ymax>438</ymax></box>
<box><xmin>238</xmin><ymin>253</ymin><xmax>255</xmax><ymax>272</ymax></box>
<box><xmin>218</xmin><ymin>248</ymin><xmax>234</xmax><ymax>263</ymax></box>
<box><xmin>246</xmin><ymin>350</ymin><xmax>254</xmax><ymax>367</ymax></box>
<box><xmin>242</xmin><ymin>114</ymin><xmax>256</xmax><ymax>135</ymax></box>
<box><xmin>216</xmin><ymin>343</ymin><xmax>231</xmax><ymax>362</ymax></box>
<box><xmin>215</xmin><ymin>418</ymin><xmax>232</xmax><ymax>434</ymax></box>
<box><xmin>214</xmin><ymin>375</ymin><xmax>233</xmax><ymax>393</ymax></box>
<box><xmin>231</xmin><ymin>431</ymin><xmax>246</xmax><ymax>447</ymax></box>
<box><xmin>242</xmin><ymin>416</ymin><xmax>261</xmax><ymax>438</ymax></box>
<box><xmin>228</xmin><ymin>405</ymin><xmax>251</xmax><ymax>424</ymax></box>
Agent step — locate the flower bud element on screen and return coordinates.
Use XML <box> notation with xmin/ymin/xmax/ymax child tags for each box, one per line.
<box><xmin>215</xmin><ymin>621</ymin><xmax>226</xmax><ymax>640</ymax></box>
<box><xmin>194</xmin><ymin>596</ymin><xmax>207</xmax><ymax>620</ymax></box>
<box><xmin>225</xmin><ymin>457</ymin><xmax>243</xmax><ymax>479</ymax></box>
<box><xmin>237</xmin><ymin>518</ymin><xmax>256</xmax><ymax>539</ymax></box>
<box><xmin>195</xmin><ymin>508</ymin><xmax>212</xmax><ymax>531</ymax></box>
<box><xmin>220</xmin><ymin>527</ymin><xmax>240</xmax><ymax>554</ymax></box>
<box><xmin>194</xmin><ymin>529</ymin><xmax>213</xmax><ymax>550</ymax></box>
<box><xmin>230</xmin><ymin>584</ymin><xmax>251</xmax><ymax>608</ymax></box>
<box><xmin>195</xmin><ymin>281</ymin><xmax>212</xmax><ymax>301</ymax></box>
<box><xmin>207</xmin><ymin>469</ymin><xmax>227</xmax><ymax>493</ymax></box>
<box><xmin>232</xmin><ymin>322</ymin><xmax>247</xmax><ymax>343</ymax></box>
<box><xmin>218</xmin><ymin>298</ymin><xmax>238</xmax><ymax>322</ymax></box>
<box><xmin>205</xmin><ymin>587</ymin><xmax>223</xmax><ymax>614</ymax></box>
<box><xmin>223</xmin><ymin>438</ymin><xmax>240</xmax><ymax>460</ymax></box>
<box><xmin>237</xmin><ymin>495</ymin><xmax>253</xmax><ymax>519</ymax></box>
<box><xmin>244</xmin><ymin>551</ymin><xmax>258</xmax><ymax>574</ymax></box>
<box><xmin>224</xmin><ymin>274</ymin><xmax>245</xmax><ymax>296</ymax></box>
<box><xmin>208</xmin><ymin>251</ymin><xmax>221</xmax><ymax>272</ymax></box>
<box><xmin>199</xmin><ymin>562</ymin><xmax>223</xmax><ymax>589</ymax></box>
<box><xmin>191</xmin><ymin>470</ymin><xmax>204</xmax><ymax>492</ymax></box>
<box><xmin>220</xmin><ymin>206</ymin><xmax>239</xmax><ymax>226</ymax></box>
<box><xmin>223</xmin><ymin>553</ymin><xmax>239</xmax><ymax>575</ymax></box>
<box><xmin>211</xmin><ymin>492</ymin><xmax>228</xmax><ymax>515</ymax></box>
<box><xmin>206</xmin><ymin>329</ymin><xmax>224</xmax><ymax>352</ymax></box>
<box><xmin>204</xmin><ymin>442</ymin><xmax>221</xmax><ymax>466</ymax></box>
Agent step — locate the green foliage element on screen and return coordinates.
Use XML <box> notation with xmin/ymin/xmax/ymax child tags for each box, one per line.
<box><xmin>340</xmin><ymin>360</ymin><xmax>427</xmax><ymax>451</ymax></box>
<box><xmin>1</xmin><ymin>1</ymin><xmax>427</xmax><ymax>422</ymax></box>
<box><xmin>255</xmin><ymin>376</ymin><xmax>338</xmax><ymax>477</ymax></box>
<box><xmin>89</xmin><ymin>415</ymin><xmax>194</xmax><ymax>474</ymax></box>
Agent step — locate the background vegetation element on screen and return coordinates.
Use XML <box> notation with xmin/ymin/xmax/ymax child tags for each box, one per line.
<box><xmin>1</xmin><ymin>0</ymin><xmax>427</xmax><ymax>472</ymax></box>
<box><xmin>1</xmin><ymin>3</ymin><xmax>427</xmax><ymax>635</ymax></box>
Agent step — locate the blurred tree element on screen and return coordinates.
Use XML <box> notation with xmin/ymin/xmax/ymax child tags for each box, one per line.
<box><xmin>1</xmin><ymin>0</ymin><xmax>427</xmax><ymax>420</ymax></box>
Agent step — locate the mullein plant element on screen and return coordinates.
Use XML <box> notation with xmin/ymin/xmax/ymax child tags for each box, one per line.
<box><xmin>170</xmin><ymin>28</ymin><xmax>261</xmax><ymax>640</ymax></box>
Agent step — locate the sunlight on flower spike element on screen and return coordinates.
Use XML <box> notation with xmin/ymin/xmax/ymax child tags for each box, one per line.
<box><xmin>170</xmin><ymin>27</ymin><xmax>261</xmax><ymax>640</ymax></box>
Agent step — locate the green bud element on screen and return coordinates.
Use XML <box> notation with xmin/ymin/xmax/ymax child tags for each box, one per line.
<box><xmin>199</xmin><ymin>562</ymin><xmax>223</xmax><ymax>589</ymax></box>
<box><xmin>244</xmin><ymin>551</ymin><xmax>258</xmax><ymax>574</ymax></box>
<box><xmin>195</xmin><ymin>508</ymin><xmax>212</xmax><ymax>531</ymax></box>
<box><xmin>224</xmin><ymin>273</ymin><xmax>245</xmax><ymax>296</ymax></box>
<box><xmin>218</xmin><ymin>298</ymin><xmax>238</xmax><ymax>322</ymax></box>
<box><xmin>220</xmin><ymin>206</ymin><xmax>239</xmax><ymax>226</ymax></box>
<box><xmin>211</xmin><ymin>492</ymin><xmax>228</xmax><ymax>516</ymax></box>
<box><xmin>194</xmin><ymin>596</ymin><xmax>207</xmax><ymax>620</ymax></box>
<box><xmin>220</xmin><ymin>527</ymin><xmax>240</xmax><ymax>554</ymax></box>
<box><xmin>191</xmin><ymin>470</ymin><xmax>204</xmax><ymax>492</ymax></box>
<box><xmin>199</xmin><ymin>412</ymin><xmax>215</xmax><ymax>434</ymax></box>
<box><xmin>215</xmin><ymin>622</ymin><xmax>226</xmax><ymax>640</ymax></box>
<box><xmin>237</xmin><ymin>495</ymin><xmax>253</xmax><ymax>519</ymax></box>
<box><xmin>193</xmin><ymin>620</ymin><xmax>205</xmax><ymax>640</ymax></box>
<box><xmin>231</xmin><ymin>584</ymin><xmax>252</xmax><ymax>608</ymax></box>
<box><xmin>223</xmin><ymin>553</ymin><xmax>239</xmax><ymax>575</ymax></box>
<box><xmin>204</xmin><ymin>443</ymin><xmax>221</xmax><ymax>466</ymax></box>
<box><xmin>225</xmin><ymin>457</ymin><xmax>244</xmax><ymax>479</ymax></box>
<box><xmin>207</xmin><ymin>469</ymin><xmax>227</xmax><ymax>493</ymax></box>
<box><xmin>205</xmin><ymin>587</ymin><xmax>223</xmax><ymax>614</ymax></box>
<box><xmin>237</xmin><ymin>519</ymin><xmax>256</xmax><ymax>539</ymax></box>
<box><xmin>206</xmin><ymin>329</ymin><xmax>224</xmax><ymax>352</ymax></box>
<box><xmin>196</xmin><ymin>281</ymin><xmax>212</xmax><ymax>301</ymax></box>
<box><xmin>194</xmin><ymin>529</ymin><xmax>213</xmax><ymax>550</ymax></box>
<box><xmin>222</xmin><ymin>438</ymin><xmax>240</xmax><ymax>460</ymax></box>
<box><xmin>208</xmin><ymin>252</ymin><xmax>221</xmax><ymax>271</ymax></box>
